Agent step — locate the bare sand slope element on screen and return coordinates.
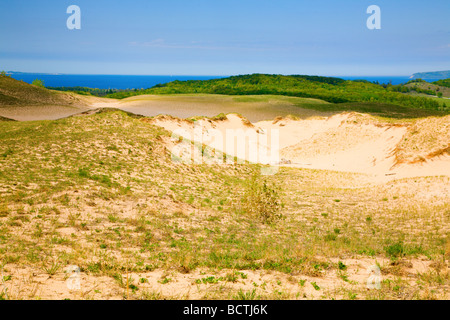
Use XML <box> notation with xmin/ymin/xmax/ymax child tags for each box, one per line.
<box><xmin>150</xmin><ymin>113</ymin><xmax>450</xmax><ymax>180</ymax></box>
<box><xmin>0</xmin><ymin>93</ymin><xmax>116</xmax><ymax>121</ymax></box>
<box><xmin>276</xmin><ymin>116</ymin><xmax>407</xmax><ymax>174</ymax></box>
<box><xmin>99</xmin><ymin>94</ymin><xmax>334</xmax><ymax>122</ymax></box>
<box><xmin>0</xmin><ymin>93</ymin><xmax>333</xmax><ymax>121</ymax></box>
<box><xmin>0</xmin><ymin>105</ymin><xmax>90</xmax><ymax>121</ymax></box>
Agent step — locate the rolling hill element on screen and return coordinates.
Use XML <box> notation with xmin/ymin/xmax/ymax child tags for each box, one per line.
<box><xmin>0</xmin><ymin>71</ymin><xmax>449</xmax><ymax>300</ymax></box>
<box><xmin>0</xmin><ymin>109</ymin><xmax>448</xmax><ymax>299</ymax></box>
<box><xmin>0</xmin><ymin>75</ymin><xmax>87</xmax><ymax>107</ymax></box>
<box><xmin>404</xmin><ymin>79</ymin><xmax>450</xmax><ymax>97</ymax></box>
<box><xmin>105</xmin><ymin>74</ymin><xmax>444</xmax><ymax>111</ymax></box>
<box><xmin>433</xmin><ymin>79</ymin><xmax>450</xmax><ymax>88</ymax></box>
<box><xmin>0</xmin><ymin>75</ymin><xmax>97</xmax><ymax>120</ymax></box>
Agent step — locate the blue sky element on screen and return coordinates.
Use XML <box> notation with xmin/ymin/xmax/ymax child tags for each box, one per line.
<box><xmin>0</xmin><ymin>0</ymin><xmax>449</xmax><ymax>76</ymax></box>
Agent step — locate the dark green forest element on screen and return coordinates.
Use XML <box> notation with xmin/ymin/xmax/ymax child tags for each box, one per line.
<box><xmin>46</xmin><ymin>86</ymin><xmax>124</xmax><ymax>97</ymax></box>
<box><xmin>433</xmin><ymin>79</ymin><xmax>450</xmax><ymax>88</ymax></box>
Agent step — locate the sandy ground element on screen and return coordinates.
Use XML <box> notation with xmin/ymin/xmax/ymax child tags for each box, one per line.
<box><xmin>1</xmin><ymin>257</ymin><xmax>444</xmax><ymax>300</ymax></box>
<box><xmin>0</xmin><ymin>94</ymin><xmax>334</xmax><ymax>122</ymax></box>
<box><xmin>1</xmin><ymin>93</ymin><xmax>448</xmax><ymax>181</ymax></box>
<box><xmin>0</xmin><ymin>94</ymin><xmax>114</xmax><ymax>121</ymax></box>
<box><xmin>150</xmin><ymin>113</ymin><xmax>450</xmax><ymax>182</ymax></box>
<box><xmin>0</xmin><ymin>104</ymin><xmax>448</xmax><ymax>300</ymax></box>
<box><xmin>1</xmin><ymin>91</ymin><xmax>448</xmax><ymax>181</ymax></box>
<box><xmin>0</xmin><ymin>105</ymin><xmax>91</xmax><ymax>121</ymax></box>
<box><xmin>115</xmin><ymin>95</ymin><xmax>334</xmax><ymax>121</ymax></box>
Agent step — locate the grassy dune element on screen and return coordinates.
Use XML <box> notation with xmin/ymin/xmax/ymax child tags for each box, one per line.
<box><xmin>404</xmin><ymin>81</ymin><xmax>450</xmax><ymax>98</ymax></box>
<box><xmin>0</xmin><ymin>76</ymin><xmax>92</xmax><ymax>121</ymax></box>
<box><xmin>406</xmin><ymin>94</ymin><xmax>450</xmax><ymax>109</ymax></box>
<box><xmin>117</xmin><ymin>94</ymin><xmax>334</xmax><ymax>121</ymax></box>
<box><xmin>118</xmin><ymin>94</ymin><xmax>448</xmax><ymax>122</ymax></box>
<box><xmin>106</xmin><ymin>74</ymin><xmax>446</xmax><ymax>112</ymax></box>
<box><xmin>0</xmin><ymin>76</ymin><xmax>82</xmax><ymax>107</ymax></box>
<box><xmin>1</xmin><ymin>75</ymin><xmax>448</xmax><ymax>122</ymax></box>
<box><xmin>0</xmin><ymin>110</ymin><xmax>448</xmax><ymax>300</ymax></box>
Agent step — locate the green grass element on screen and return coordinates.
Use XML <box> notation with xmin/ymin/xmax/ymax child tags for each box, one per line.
<box><xmin>116</xmin><ymin>93</ymin><xmax>448</xmax><ymax>121</ymax></box>
<box><xmin>420</xmin><ymin>96</ymin><xmax>450</xmax><ymax>108</ymax></box>
<box><xmin>0</xmin><ymin>75</ymin><xmax>75</xmax><ymax>107</ymax></box>
<box><xmin>299</xmin><ymin>101</ymin><xmax>448</xmax><ymax>119</ymax></box>
<box><xmin>432</xmin><ymin>78</ymin><xmax>450</xmax><ymax>88</ymax></box>
<box><xmin>105</xmin><ymin>74</ymin><xmax>445</xmax><ymax>112</ymax></box>
<box><xmin>0</xmin><ymin>109</ymin><xmax>448</xmax><ymax>300</ymax></box>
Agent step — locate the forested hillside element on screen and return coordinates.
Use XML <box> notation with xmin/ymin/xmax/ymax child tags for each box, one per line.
<box><xmin>105</xmin><ymin>74</ymin><xmax>444</xmax><ymax>111</ymax></box>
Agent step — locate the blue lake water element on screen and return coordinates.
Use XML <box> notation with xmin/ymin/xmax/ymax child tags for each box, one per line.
<box><xmin>8</xmin><ymin>73</ymin><xmax>441</xmax><ymax>89</ymax></box>
<box><xmin>8</xmin><ymin>74</ymin><xmax>226</xmax><ymax>90</ymax></box>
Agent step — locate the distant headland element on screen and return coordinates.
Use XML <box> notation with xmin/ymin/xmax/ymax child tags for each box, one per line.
<box><xmin>411</xmin><ymin>70</ymin><xmax>450</xmax><ymax>79</ymax></box>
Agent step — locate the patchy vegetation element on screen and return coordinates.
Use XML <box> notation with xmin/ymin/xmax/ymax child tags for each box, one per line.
<box><xmin>103</xmin><ymin>74</ymin><xmax>445</xmax><ymax>111</ymax></box>
<box><xmin>0</xmin><ymin>76</ymin><xmax>87</xmax><ymax>108</ymax></box>
<box><xmin>433</xmin><ymin>79</ymin><xmax>450</xmax><ymax>88</ymax></box>
<box><xmin>0</xmin><ymin>110</ymin><xmax>448</xmax><ymax>300</ymax></box>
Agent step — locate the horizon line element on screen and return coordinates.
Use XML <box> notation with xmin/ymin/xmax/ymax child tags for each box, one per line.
<box><xmin>5</xmin><ymin>71</ymin><xmax>415</xmax><ymax>78</ymax></box>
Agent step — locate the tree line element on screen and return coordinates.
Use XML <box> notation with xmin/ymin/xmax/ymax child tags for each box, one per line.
<box><xmin>106</xmin><ymin>74</ymin><xmax>445</xmax><ymax>111</ymax></box>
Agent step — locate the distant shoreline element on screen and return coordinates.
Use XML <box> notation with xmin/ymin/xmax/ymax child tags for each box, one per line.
<box><xmin>412</xmin><ymin>70</ymin><xmax>450</xmax><ymax>79</ymax></box>
<box><xmin>5</xmin><ymin>72</ymin><xmax>445</xmax><ymax>90</ymax></box>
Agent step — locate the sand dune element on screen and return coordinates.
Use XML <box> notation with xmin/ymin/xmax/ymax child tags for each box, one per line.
<box><xmin>114</xmin><ymin>94</ymin><xmax>334</xmax><ymax>122</ymax></box>
<box><xmin>0</xmin><ymin>105</ymin><xmax>90</xmax><ymax>121</ymax></box>
<box><xmin>1</xmin><ymin>76</ymin><xmax>447</xmax><ymax>180</ymax></box>
<box><xmin>149</xmin><ymin>112</ymin><xmax>450</xmax><ymax>181</ymax></box>
<box><xmin>0</xmin><ymin>94</ymin><xmax>333</xmax><ymax>122</ymax></box>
